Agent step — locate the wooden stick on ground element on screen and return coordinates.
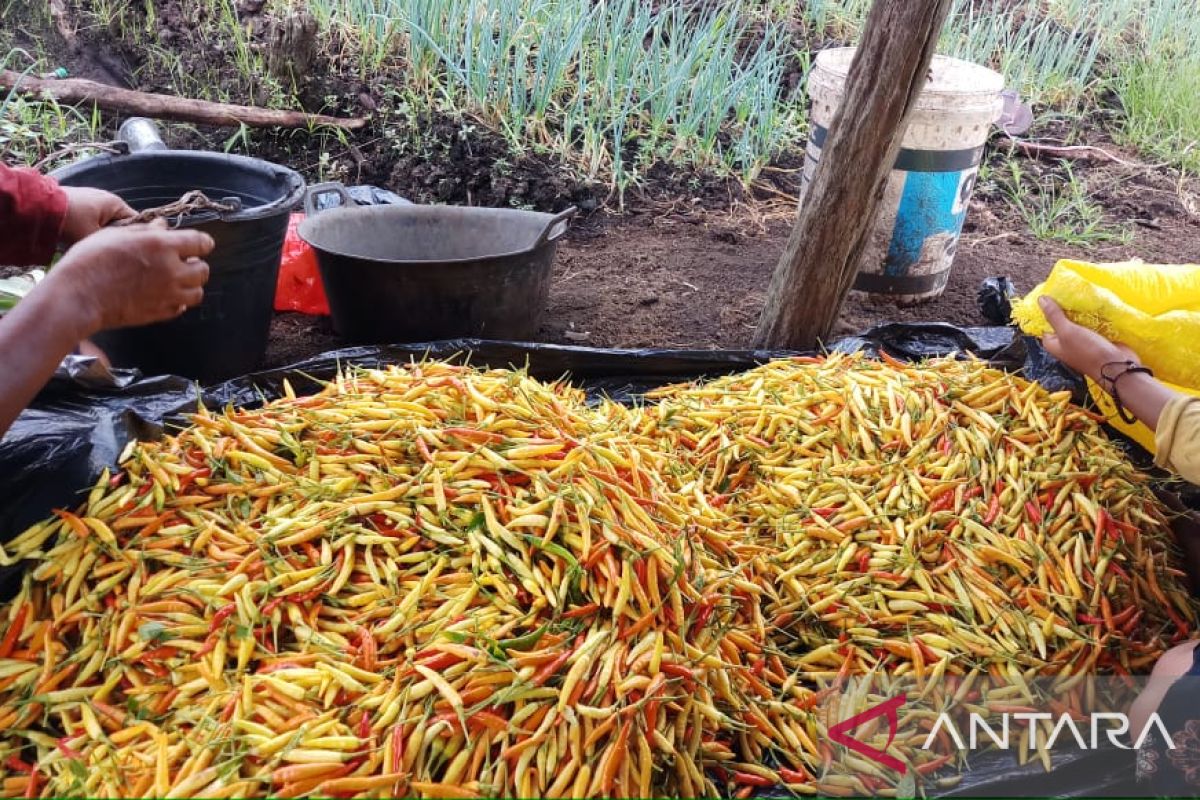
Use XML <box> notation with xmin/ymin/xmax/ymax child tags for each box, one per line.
<box><xmin>0</xmin><ymin>69</ymin><xmax>367</xmax><ymax>131</ymax></box>
<box><xmin>999</xmin><ymin>137</ymin><xmax>1165</xmax><ymax>170</ymax></box>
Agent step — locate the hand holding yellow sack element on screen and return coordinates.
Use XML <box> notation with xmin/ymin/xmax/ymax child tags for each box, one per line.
<box><xmin>1012</xmin><ymin>259</ymin><xmax>1200</xmax><ymax>454</ymax></box>
<box><xmin>1012</xmin><ymin>259</ymin><xmax>1200</xmax><ymax>389</ymax></box>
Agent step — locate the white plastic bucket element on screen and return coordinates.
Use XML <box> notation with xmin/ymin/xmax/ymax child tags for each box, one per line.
<box><xmin>801</xmin><ymin>48</ymin><xmax>1004</xmax><ymax>303</ymax></box>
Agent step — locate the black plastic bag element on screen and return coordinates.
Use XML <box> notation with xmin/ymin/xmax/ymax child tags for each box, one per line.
<box><xmin>977</xmin><ymin>276</ymin><xmax>1017</xmax><ymax>326</ymax></box>
<box><xmin>0</xmin><ymin>373</ymin><xmax>196</xmax><ymax>536</ymax></box>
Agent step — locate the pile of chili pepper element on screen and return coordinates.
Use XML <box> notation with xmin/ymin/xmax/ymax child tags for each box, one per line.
<box><xmin>0</xmin><ymin>362</ymin><xmax>771</xmax><ymax>798</ymax></box>
<box><xmin>0</xmin><ymin>355</ymin><xmax>1196</xmax><ymax>798</ymax></box>
<box><xmin>633</xmin><ymin>353</ymin><xmax>1200</xmax><ymax>792</ymax></box>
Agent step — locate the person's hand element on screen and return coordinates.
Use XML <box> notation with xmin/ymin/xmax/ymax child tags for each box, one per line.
<box><xmin>58</xmin><ymin>187</ymin><xmax>135</xmax><ymax>244</ymax></box>
<box><xmin>1039</xmin><ymin>295</ymin><xmax>1139</xmax><ymax>384</ymax></box>
<box><xmin>47</xmin><ymin>220</ymin><xmax>213</xmax><ymax>335</ymax></box>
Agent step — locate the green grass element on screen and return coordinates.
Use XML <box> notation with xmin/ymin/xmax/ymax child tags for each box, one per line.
<box><xmin>1000</xmin><ymin>161</ymin><xmax>1132</xmax><ymax>246</ymax></box>
<box><xmin>309</xmin><ymin>0</ymin><xmax>804</xmax><ymax>196</ymax></box>
<box><xmin>6</xmin><ymin>0</ymin><xmax>1200</xmax><ymax>209</ymax></box>
<box><xmin>0</xmin><ymin>49</ymin><xmax>103</xmax><ymax>167</ymax></box>
<box><xmin>1111</xmin><ymin>0</ymin><xmax>1200</xmax><ymax>173</ymax></box>
<box><xmin>1118</xmin><ymin>56</ymin><xmax>1200</xmax><ymax>172</ymax></box>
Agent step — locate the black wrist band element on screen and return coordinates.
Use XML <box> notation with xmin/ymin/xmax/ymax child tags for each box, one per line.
<box><xmin>1100</xmin><ymin>360</ymin><xmax>1153</xmax><ymax>424</ymax></box>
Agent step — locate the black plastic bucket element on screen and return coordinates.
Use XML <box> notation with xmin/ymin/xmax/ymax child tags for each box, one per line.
<box><xmin>298</xmin><ymin>182</ymin><xmax>575</xmax><ymax>343</ymax></box>
<box><xmin>52</xmin><ymin>150</ymin><xmax>305</xmax><ymax>382</ymax></box>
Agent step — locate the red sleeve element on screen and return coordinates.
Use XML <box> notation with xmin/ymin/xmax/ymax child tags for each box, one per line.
<box><xmin>0</xmin><ymin>163</ymin><xmax>68</xmax><ymax>267</ymax></box>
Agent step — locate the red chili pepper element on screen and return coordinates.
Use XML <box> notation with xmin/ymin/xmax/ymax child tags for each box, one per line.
<box><xmin>177</xmin><ymin>467</ymin><xmax>211</xmax><ymax>491</ymax></box>
<box><xmin>531</xmin><ymin>649</ymin><xmax>573</xmax><ymax>687</ymax></box>
<box><xmin>467</xmin><ymin>709</ymin><xmax>509</xmax><ymax>734</ymax></box>
<box><xmin>291</xmin><ymin>582</ymin><xmax>330</xmax><ymax>604</ymax></box>
<box><xmin>732</xmin><ymin>771</ymin><xmax>775</xmax><ymax>788</ymax></box>
<box><xmin>357</xmin><ymin>713</ymin><xmax>372</xmax><ymax>740</ymax></box>
<box><xmin>143</xmin><ymin>661</ymin><xmax>170</xmax><ymax>678</ymax></box>
<box><xmin>0</xmin><ymin>603</ymin><xmax>28</xmax><ymax>658</ymax></box>
<box><xmin>633</xmin><ymin>558</ymin><xmax>647</xmax><ymax>589</ymax></box>
<box><xmin>220</xmin><ymin>692</ymin><xmax>239</xmax><ymax>722</ymax></box>
<box><xmin>416</xmin><ymin>651</ymin><xmax>462</xmax><ymax>671</ymax></box>
<box><xmin>1077</xmin><ymin>613</ymin><xmax>1105</xmax><ymax>625</ymax></box>
<box><xmin>5</xmin><ymin>755</ymin><xmax>33</xmax><ymax>773</ymax></box>
<box><xmin>930</xmin><ymin>492</ymin><xmax>955</xmax><ymax>513</ymax></box>
<box><xmin>138</xmin><ymin>646</ymin><xmax>179</xmax><ymax>663</ymax></box>
<box><xmin>810</xmin><ymin>506</ymin><xmax>840</xmax><ymax>518</ymax></box>
<box><xmin>939</xmin><ymin>434</ymin><xmax>952</xmax><ymax>456</ymax></box>
<box><xmin>1111</xmin><ymin>605</ymin><xmax>1138</xmax><ymax>627</ymax></box>
<box><xmin>208</xmin><ymin>603</ymin><xmax>237</xmax><ymax>634</ymax></box>
<box><xmin>856</xmin><ymin>548</ymin><xmax>870</xmax><ymax>573</ymax></box>
<box><xmin>869</xmin><ymin>570</ymin><xmax>907</xmax><ymax>582</ymax></box>
<box><xmin>916</xmin><ymin>639</ymin><xmax>940</xmax><ymax>664</ymax></box>
<box><xmin>1165</xmin><ymin>605</ymin><xmax>1191</xmax><ymax>639</ymax></box>
<box><xmin>561</xmin><ymin>602</ymin><xmax>600</xmax><ymax>619</ymax></box>
<box><xmin>690</xmin><ymin>595</ymin><xmax>717</xmax><ymax>635</ymax></box>
<box><xmin>1104</xmin><ymin>510</ymin><xmax>1123</xmax><ymax>542</ymax></box>
<box><xmin>779</xmin><ymin>767</ymin><xmax>810</xmax><ymax>784</ymax></box>
<box><xmin>661</xmin><ymin>663</ymin><xmax>697</xmax><ymax>683</ymax></box>
<box><xmin>916</xmin><ymin>754</ymin><xmax>954</xmax><ymax>776</ymax></box>
<box><xmin>254</xmin><ymin>625</ymin><xmax>278</xmax><ymax>653</ymax></box>
<box><xmin>982</xmin><ymin>495</ymin><xmax>1001</xmax><ymax>526</ymax></box>
<box><xmin>391</xmin><ymin>724</ymin><xmax>405</xmax><ymax>770</ymax></box>
<box><xmin>261</xmin><ymin>597</ymin><xmax>284</xmax><ymax>617</ymax></box>
<box><xmin>195</xmin><ymin>633</ymin><xmax>218</xmax><ymax>658</ymax></box>
<box><xmin>24</xmin><ymin>769</ymin><xmax>39</xmax><ymax>799</ymax></box>
<box><xmin>1025</xmin><ymin>500</ymin><xmax>1043</xmax><ymax>525</ymax></box>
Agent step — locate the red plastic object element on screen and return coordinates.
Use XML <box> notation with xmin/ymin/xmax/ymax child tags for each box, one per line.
<box><xmin>274</xmin><ymin>212</ymin><xmax>330</xmax><ymax>315</ymax></box>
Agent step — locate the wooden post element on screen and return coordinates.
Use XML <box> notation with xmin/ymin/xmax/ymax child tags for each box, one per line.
<box><xmin>753</xmin><ymin>0</ymin><xmax>953</xmax><ymax>349</ymax></box>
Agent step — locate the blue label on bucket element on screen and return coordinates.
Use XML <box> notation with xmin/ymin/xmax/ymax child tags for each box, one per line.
<box><xmin>883</xmin><ymin>168</ymin><xmax>977</xmax><ymax>276</ymax></box>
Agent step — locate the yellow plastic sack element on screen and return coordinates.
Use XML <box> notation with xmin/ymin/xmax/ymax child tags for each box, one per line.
<box><xmin>1012</xmin><ymin>259</ymin><xmax>1200</xmax><ymax>389</ymax></box>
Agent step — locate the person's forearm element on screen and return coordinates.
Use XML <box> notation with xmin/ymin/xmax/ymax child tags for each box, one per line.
<box><xmin>1111</xmin><ymin>372</ymin><xmax>1180</xmax><ymax>431</ymax></box>
<box><xmin>0</xmin><ymin>277</ymin><xmax>94</xmax><ymax>437</ymax></box>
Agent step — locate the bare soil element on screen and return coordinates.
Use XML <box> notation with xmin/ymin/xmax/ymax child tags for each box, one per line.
<box><xmin>264</xmin><ymin>154</ymin><xmax>1200</xmax><ymax>366</ymax></box>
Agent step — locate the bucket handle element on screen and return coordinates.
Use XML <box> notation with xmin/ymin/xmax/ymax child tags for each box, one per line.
<box><xmin>304</xmin><ymin>182</ymin><xmax>357</xmax><ymax>216</ymax></box>
<box><xmin>533</xmin><ymin>206</ymin><xmax>578</xmax><ymax>249</ymax></box>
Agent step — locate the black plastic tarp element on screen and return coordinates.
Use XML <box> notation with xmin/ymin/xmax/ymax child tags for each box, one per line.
<box><xmin>0</xmin><ymin>326</ymin><xmax>1138</xmax><ymax>798</ymax></box>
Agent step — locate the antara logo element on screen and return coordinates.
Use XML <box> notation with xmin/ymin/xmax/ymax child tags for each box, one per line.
<box><xmin>827</xmin><ymin>692</ymin><xmax>1177</xmax><ymax>775</ymax></box>
<box><xmin>922</xmin><ymin>711</ymin><xmax>1176</xmax><ymax>752</ymax></box>
<box><xmin>828</xmin><ymin>693</ymin><xmax>909</xmax><ymax>774</ymax></box>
